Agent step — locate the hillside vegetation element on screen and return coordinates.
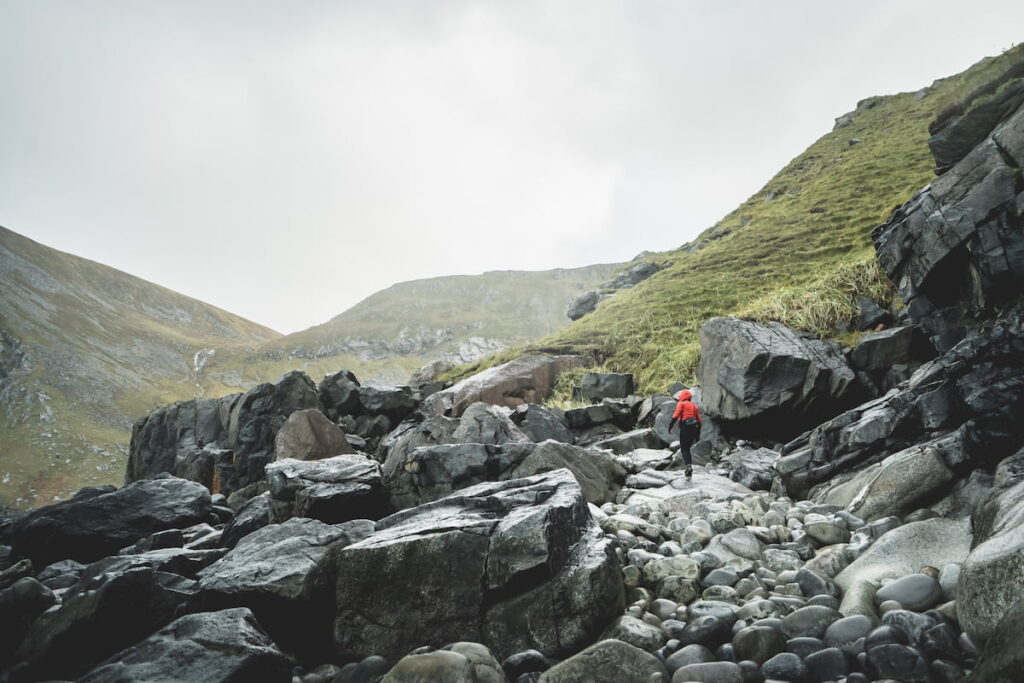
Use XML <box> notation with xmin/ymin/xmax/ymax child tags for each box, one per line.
<box><xmin>448</xmin><ymin>45</ymin><xmax>1024</xmax><ymax>394</ymax></box>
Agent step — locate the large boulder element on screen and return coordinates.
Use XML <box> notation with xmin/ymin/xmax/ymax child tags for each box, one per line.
<box><xmin>265</xmin><ymin>455</ymin><xmax>388</xmax><ymax>523</ymax></box>
<box><xmin>273</xmin><ymin>408</ymin><xmax>353</xmax><ymax>461</ymax></box>
<box><xmin>537</xmin><ymin>639</ymin><xmax>668</xmax><ymax>682</ymax></box>
<box><xmin>409</xmin><ymin>359</ymin><xmax>456</xmax><ymax>389</ymax></box>
<box><xmin>874</xmin><ymin>98</ymin><xmax>1024</xmax><ymax>352</ymax></box>
<box><xmin>378</xmin><ymin>415</ymin><xmax>461</xmax><ymax>480</ymax></box>
<box><xmin>79</xmin><ymin>608</ymin><xmax>292</xmax><ymax>683</ymax></box>
<box><xmin>199</xmin><ymin>517</ymin><xmax>374</xmax><ymax>661</ymax></box>
<box><xmin>452</xmin><ymin>402</ymin><xmax>531</xmax><ymax>445</ymax></box>
<box><xmin>567</xmin><ymin>289</ymin><xmax>603</xmax><ymax>321</ymax></box>
<box><xmin>318</xmin><ymin>370</ymin><xmax>362</xmax><ymax>420</ymax></box>
<box><xmin>576</xmin><ymin>372</ymin><xmax>635</xmax><ymax>402</ymax></box>
<box><xmin>9</xmin><ymin>476</ymin><xmax>211</xmax><ymax>566</ymax></box>
<box><xmin>511</xmin><ymin>403</ymin><xmax>573</xmax><ymax>443</ymax></box>
<box><xmin>928</xmin><ymin>76</ymin><xmax>1024</xmax><ymax>172</ymax></box>
<box><xmin>722</xmin><ymin>446</ymin><xmax>780</xmax><ymax>491</ymax></box>
<box><xmin>968</xmin><ymin>595</ymin><xmax>1024</xmax><ymax>683</ymax></box>
<box><xmin>381</xmin><ymin>643</ymin><xmax>506</xmax><ymax>683</ymax></box>
<box><xmin>592</xmin><ymin>428</ymin><xmax>664</xmax><ymax>455</ymax></box>
<box><xmin>333</xmin><ymin>469</ymin><xmax>623</xmax><ymax>663</ymax></box>
<box><xmin>422</xmin><ymin>355</ymin><xmax>582</xmax><ymax>417</ymax></box>
<box><xmin>226</xmin><ymin>371</ymin><xmax>321</xmax><ymax>491</ymax></box>
<box><xmin>385</xmin><ymin>441</ymin><xmax>626</xmax><ymax>510</ymax></box>
<box><xmin>12</xmin><ymin>567</ymin><xmax>200</xmax><ymax>681</ymax></box>
<box><xmin>0</xmin><ymin>578</ymin><xmax>56</xmax><ymax>668</ymax></box>
<box><xmin>697</xmin><ymin>317</ymin><xmax>858</xmax><ymax>439</ymax></box>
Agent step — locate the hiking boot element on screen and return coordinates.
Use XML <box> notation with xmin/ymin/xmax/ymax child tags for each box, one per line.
<box><xmin>685</xmin><ymin>466</ymin><xmax>693</xmax><ymax>478</ymax></box>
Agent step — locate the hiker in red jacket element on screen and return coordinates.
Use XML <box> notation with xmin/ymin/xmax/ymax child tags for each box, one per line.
<box><xmin>668</xmin><ymin>389</ymin><xmax>702</xmax><ymax>478</ymax></box>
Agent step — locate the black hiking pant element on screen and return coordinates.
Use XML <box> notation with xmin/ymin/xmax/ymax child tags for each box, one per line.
<box><xmin>678</xmin><ymin>419</ymin><xmax>699</xmax><ymax>467</ymax></box>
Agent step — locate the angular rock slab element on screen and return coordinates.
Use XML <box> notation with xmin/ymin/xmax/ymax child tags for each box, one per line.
<box><xmin>333</xmin><ymin>469</ymin><xmax>624</xmax><ymax>663</ymax></box>
<box><xmin>273</xmin><ymin>408</ymin><xmax>354</xmax><ymax>461</ymax></box>
<box><xmin>265</xmin><ymin>455</ymin><xmax>388</xmax><ymax>523</ymax></box>
<box><xmin>200</xmin><ymin>517</ymin><xmax>374</xmax><ymax>660</ymax></box>
<box><xmin>422</xmin><ymin>355</ymin><xmax>582</xmax><ymax>417</ymax></box>
<box><xmin>80</xmin><ymin>608</ymin><xmax>292</xmax><ymax>683</ymax></box>
<box><xmin>9</xmin><ymin>476</ymin><xmax>211</xmax><ymax>566</ymax></box>
<box><xmin>697</xmin><ymin>317</ymin><xmax>857</xmax><ymax>438</ymax></box>
<box><xmin>386</xmin><ymin>441</ymin><xmax>626</xmax><ymax>510</ymax></box>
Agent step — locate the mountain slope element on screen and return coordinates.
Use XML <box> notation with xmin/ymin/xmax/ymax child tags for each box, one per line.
<box><xmin>449</xmin><ymin>45</ymin><xmax>1024</xmax><ymax>393</ymax></box>
<box><xmin>197</xmin><ymin>263</ymin><xmax>620</xmax><ymax>393</ymax></box>
<box><xmin>0</xmin><ymin>226</ymin><xmax>282</xmax><ymax>507</ymax></box>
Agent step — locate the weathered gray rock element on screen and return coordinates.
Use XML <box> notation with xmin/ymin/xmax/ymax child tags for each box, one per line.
<box><xmin>928</xmin><ymin>76</ymin><xmax>1024</xmax><ymax>171</ymax></box>
<box><xmin>220</xmin><ymin>493</ymin><xmax>270</xmax><ymax>549</ymax></box>
<box><xmin>969</xmin><ymin>594</ymin><xmax>1024</xmax><ymax>683</ymax></box>
<box><xmin>452</xmin><ymin>402</ymin><xmax>531</xmax><ymax>445</ymax></box>
<box><xmin>265</xmin><ymin>455</ymin><xmax>388</xmax><ymax>523</ymax></box>
<box><xmin>386</xmin><ymin>440</ymin><xmax>625</xmax><ymax>509</ymax></box>
<box><xmin>273</xmin><ymin>408</ymin><xmax>353</xmax><ymax>461</ymax></box>
<box><xmin>378</xmin><ymin>415</ymin><xmax>461</xmax><ymax>480</ymax></box>
<box><xmin>723</xmin><ymin>447</ymin><xmax>780</xmax><ymax>491</ymax></box>
<box><xmin>537</xmin><ymin>639</ymin><xmax>668</xmax><ymax>683</ymax></box>
<box><xmin>576</xmin><ymin>373</ymin><xmax>635</xmax><ymax>402</ymax></box>
<box><xmin>875</xmin><ymin>573</ymin><xmax>943</xmax><ymax>612</ymax></box>
<box><xmin>697</xmin><ymin>317</ymin><xmax>857</xmax><ymax>438</ymax></box>
<box><xmin>850</xmin><ymin>326</ymin><xmax>917</xmax><ymax>372</ymax></box>
<box><xmin>9</xmin><ymin>476</ymin><xmax>211</xmax><ymax>566</ymax></box>
<box><xmin>0</xmin><ymin>577</ymin><xmax>56</xmax><ymax>667</ymax></box>
<box><xmin>593</xmin><ymin>428</ymin><xmax>665</xmax><ymax>455</ymax></box>
<box><xmin>333</xmin><ymin>470</ymin><xmax>623</xmax><ymax>662</ymax></box>
<box><xmin>13</xmin><ymin>567</ymin><xmax>200</xmax><ymax>681</ymax></box>
<box><xmin>422</xmin><ymin>355</ymin><xmax>582</xmax><ymax>417</ymax></box>
<box><xmin>200</xmin><ymin>517</ymin><xmax>373</xmax><ymax>660</ymax></box>
<box><xmin>382</xmin><ymin>643</ymin><xmax>507</xmax><ymax>683</ymax></box>
<box><xmin>409</xmin><ymin>359</ymin><xmax>456</xmax><ymax>389</ymax></box>
<box><xmin>79</xmin><ymin>607</ymin><xmax>292</xmax><ymax>683</ymax></box>
<box><xmin>319</xmin><ymin>370</ymin><xmax>362</xmax><ymax>420</ymax></box>
<box><xmin>511</xmin><ymin>403</ymin><xmax>572</xmax><ymax>443</ymax></box>
<box><xmin>842</xmin><ymin>442</ymin><xmax>955</xmax><ymax>521</ymax></box>
<box><xmin>357</xmin><ymin>384</ymin><xmax>418</xmax><ymax>425</ymax></box>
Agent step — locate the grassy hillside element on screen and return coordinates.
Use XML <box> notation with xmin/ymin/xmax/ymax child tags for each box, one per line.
<box><xmin>0</xmin><ymin>226</ymin><xmax>282</xmax><ymax>508</ymax></box>
<box><xmin>198</xmin><ymin>264</ymin><xmax>619</xmax><ymax>390</ymax></box>
<box><xmin>448</xmin><ymin>45</ymin><xmax>1024</xmax><ymax>394</ymax></box>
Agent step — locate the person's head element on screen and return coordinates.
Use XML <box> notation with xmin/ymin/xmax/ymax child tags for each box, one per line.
<box><xmin>677</xmin><ymin>389</ymin><xmax>692</xmax><ymax>401</ymax></box>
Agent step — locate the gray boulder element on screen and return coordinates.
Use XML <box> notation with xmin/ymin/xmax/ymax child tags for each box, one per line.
<box><xmin>452</xmin><ymin>402</ymin><xmax>531</xmax><ymax>445</ymax></box>
<box><xmin>378</xmin><ymin>415</ymin><xmax>461</xmax><ymax>480</ymax></box>
<box><xmin>333</xmin><ymin>469</ymin><xmax>623</xmax><ymax>662</ymax></box>
<box><xmin>537</xmin><ymin>639</ymin><xmax>668</xmax><ymax>682</ymax></box>
<box><xmin>0</xmin><ymin>577</ymin><xmax>56</xmax><ymax>667</ymax></box>
<box><xmin>265</xmin><ymin>455</ymin><xmax>388</xmax><ymax>523</ymax></box>
<box><xmin>697</xmin><ymin>317</ymin><xmax>858</xmax><ymax>438</ymax></box>
<box><xmin>593</xmin><ymin>428</ymin><xmax>664</xmax><ymax>455</ymax></box>
<box><xmin>9</xmin><ymin>476</ymin><xmax>211</xmax><ymax>566</ymax></box>
<box><xmin>969</xmin><ymin>594</ymin><xmax>1024</xmax><ymax>683</ymax></box>
<box><xmin>511</xmin><ymin>403</ymin><xmax>573</xmax><ymax>443</ymax></box>
<box><xmin>838</xmin><ymin>440</ymin><xmax>955</xmax><ymax>521</ymax></box>
<box><xmin>723</xmin><ymin>447</ymin><xmax>780</xmax><ymax>491</ymax></box>
<box><xmin>273</xmin><ymin>408</ymin><xmax>353</xmax><ymax>461</ymax></box>
<box><xmin>200</xmin><ymin>517</ymin><xmax>374</xmax><ymax>661</ymax></box>
<box><xmin>928</xmin><ymin>76</ymin><xmax>1024</xmax><ymax>171</ymax></box>
<box><xmin>409</xmin><ymin>359</ymin><xmax>456</xmax><ymax>389</ymax></box>
<box><xmin>385</xmin><ymin>441</ymin><xmax>625</xmax><ymax>509</ymax></box>
<box><xmin>576</xmin><ymin>372</ymin><xmax>635</xmax><ymax>402</ymax></box>
<box><xmin>79</xmin><ymin>607</ymin><xmax>292</xmax><ymax>683</ymax></box>
<box><xmin>318</xmin><ymin>369</ymin><xmax>362</xmax><ymax>420</ymax></box>
<box><xmin>566</xmin><ymin>289</ymin><xmax>603</xmax><ymax>321</ymax></box>
<box><xmin>422</xmin><ymin>355</ymin><xmax>582</xmax><ymax>417</ymax></box>
<box><xmin>220</xmin><ymin>493</ymin><xmax>270</xmax><ymax>549</ymax></box>
<box><xmin>381</xmin><ymin>643</ymin><xmax>506</xmax><ymax>683</ymax></box>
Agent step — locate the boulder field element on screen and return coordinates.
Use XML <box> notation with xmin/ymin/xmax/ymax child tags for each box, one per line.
<box><xmin>2</xmin><ymin>72</ymin><xmax>1023</xmax><ymax>683</ymax></box>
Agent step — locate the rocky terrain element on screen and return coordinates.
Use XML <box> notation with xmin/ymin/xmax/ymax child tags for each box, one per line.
<box><xmin>0</xmin><ymin>229</ymin><xmax>615</xmax><ymax>508</ymax></box>
<box><xmin>1</xmin><ymin>45</ymin><xmax>1022</xmax><ymax>683</ymax></box>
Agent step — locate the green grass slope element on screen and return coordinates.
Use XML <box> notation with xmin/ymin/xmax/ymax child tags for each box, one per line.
<box><xmin>449</xmin><ymin>46</ymin><xmax>1024</xmax><ymax>394</ymax></box>
<box><xmin>0</xmin><ymin>226</ymin><xmax>283</xmax><ymax>508</ymax></box>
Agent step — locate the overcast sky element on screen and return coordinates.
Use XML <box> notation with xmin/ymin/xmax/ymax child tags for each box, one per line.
<box><xmin>1</xmin><ymin>2</ymin><xmax>1021</xmax><ymax>334</ymax></box>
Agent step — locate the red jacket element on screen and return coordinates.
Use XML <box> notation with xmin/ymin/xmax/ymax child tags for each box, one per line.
<box><xmin>672</xmin><ymin>390</ymin><xmax>702</xmax><ymax>423</ymax></box>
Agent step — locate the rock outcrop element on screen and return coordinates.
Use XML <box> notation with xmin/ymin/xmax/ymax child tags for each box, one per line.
<box><xmin>332</xmin><ymin>469</ymin><xmax>623</xmax><ymax>663</ymax></box>
<box><xmin>264</xmin><ymin>455</ymin><xmax>388</xmax><ymax>523</ymax></box>
<box><xmin>567</xmin><ymin>261</ymin><xmax>660</xmax><ymax>321</ymax></box>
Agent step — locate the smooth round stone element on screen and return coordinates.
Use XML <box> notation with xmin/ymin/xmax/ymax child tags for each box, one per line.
<box><xmin>781</xmin><ymin>605</ymin><xmax>841</xmax><ymax>639</ymax></box>
<box><xmin>673</xmin><ymin>661</ymin><xmax>743</xmax><ymax>683</ymax></box>
<box><xmin>736</xmin><ymin>659</ymin><xmax>762</xmax><ymax>683</ymax></box>
<box><xmin>702</xmin><ymin>585</ymin><xmax>739</xmax><ymax>603</ymax></box>
<box><xmin>880</xmin><ymin>610</ymin><xmax>935</xmax><ymax>646</ymax></box>
<box><xmin>682</xmin><ymin>524</ymin><xmax>714</xmax><ymax>546</ymax></box>
<box><xmin>734</xmin><ymin>577</ymin><xmax>761</xmax><ymax>598</ymax></box>
<box><xmin>650</xmin><ymin>598</ymin><xmax>680</xmax><ymax>622</ymax></box>
<box><xmin>761</xmin><ymin>652</ymin><xmax>806</xmax><ymax>681</ymax></box>
<box><xmin>622</xmin><ymin>565</ymin><xmax>641</xmax><ymax>588</ymax></box>
<box><xmin>659</xmin><ymin>541</ymin><xmax>682</xmax><ymax>557</ymax></box>
<box><xmin>722</xmin><ymin>528</ymin><xmax>765</xmax><ymax>560</ymax></box>
<box><xmin>805</xmin><ymin>647</ymin><xmax>848</xmax><ymax>681</ymax></box>
<box><xmin>878</xmin><ymin>599</ymin><xmax>903</xmax><ymax>614</ymax></box>
<box><xmin>679</xmin><ymin>615</ymin><xmax>733</xmax><ymax>649</ymax></box>
<box><xmin>688</xmin><ymin>601</ymin><xmax>739</xmax><ymax>626</ymax></box>
<box><xmin>804</xmin><ymin>521</ymin><xmax>851</xmax><ymax>546</ymax></box>
<box><xmin>736</xmin><ymin>599</ymin><xmax>779</xmax><ymax>622</ymax></box>
<box><xmin>715</xmin><ymin>643</ymin><xmax>737</xmax><ymax>662</ymax></box>
<box><xmin>615</xmin><ymin>529</ymin><xmax>639</xmax><ymax>548</ymax></box>
<box><xmin>768</xmin><ymin>596</ymin><xmax>807</xmax><ymax>617</ymax></box>
<box><xmin>930</xmin><ymin>658</ymin><xmax>966</xmax><ymax>683</ymax></box>
<box><xmin>938</xmin><ymin>563</ymin><xmax>961</xmax><ymax>601</ymax></box>
<box><xmin>643</xmin><ymin>555</ymin><xmax>701</xmax><ymax>584</ymax></box>
<box><xmin>664</xmin><ymin>643</ymin><xmax>715</xmax><ymax>674</ymax></box>
<box><xmin>904</xmin><ymin>508</ymin><xmax>940</xmax><ymax>523</ymax></box>
<box><xmin>762</xmin><ymin>549</ymin><xmax>802</xmax><ymax>573</ymax></box>
<box><xmin>795</xmin><ymin>568</ymin><xmax>839</xmax><ymax>598</ymax></box>
<box><xmin>864</xmin><ymin>625</ymin><xmax>909</xmax><ymax>652</ymax></box>
<box><xmin>786</xmin><ymin>637</ymin><xmax>824</xmax><ymax>659</ymax></box>
<box><xmin>501</xmin><ymin>650</ymin><xmax>552</xmax><ymax>679</ymax></box>
<box><xmin>604</xmin><ymin>615</ymin><xmax>664</xmax><ymax>651</ymax></box>
<box><xmin>732</xmin><ymin>625</ymin><xmax>786</xmax><ymax>665</ymax></box>
<box><xmin>921</xmin><ymin>622</ymin><xmax>961</xmax><ymax>662</ymax></box>
<box><xmin>866</xmin><ymin>643</ymin><xmax>929</xmax><ymax>680</ymax></box>
<box><xmin>704</xmin><ymin>567</ymin><xmax>740</xmax><ymax>587</ymax></box>
<box><xmin>845</xmin><ymin>673</ymin><xmax>869</xmax><ymax>683</ymax></box>
<box><xmin>807</xmin><ymin>594</ymin><xmax>839</xmax><ymax>610</ymax></box>
<box><xmin>874</xmin><ymin>573</ymin><xmax>943</xmax><ymax>612</ymax></box>
<box><xmin>691</xmin><ymin>551</ymin><xmax>725</xmax><ymax>573</ymax></box>
<box><xmin>658</xmin><ymin>576</ymin><xmax>699</xmax><ymax>604</ymax></box>
<box><xmin>824</xmin><ymin>614</ymin><xmax>875</xmax><ymax>654</ymax></box>
<box><xmin>662</xmin><ymin>619</ymin><xmax>687</xmax><ymax>640</ymax></box>
<box><xmin>834</xmin><ymin>510</ymin><xmax>865</xmax><ymax>530</ymax></box>
<box><xmin>803</xmin><ymin>545</ymin><xmax>849</xmax><ymax>578</ymax></box>
<box><xmin>642</xmin><ymin>612</ymin><xmax>664</xmax><ymax>629</ymax></box>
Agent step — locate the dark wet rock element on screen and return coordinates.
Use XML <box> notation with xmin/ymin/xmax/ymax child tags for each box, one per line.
<box><xmin>265</xmin><ymin>455</ymin><xmax>388</xmax><ymax>524</ymax></box>
<box><xmin>319</xmin><ymin>370</ymin><xmax>362</xmax><ymax>420</ymax></box>
<box><xmin>537</xmin><ymin>638</ymin><xmax>667</xmax><ymax>682</ymax></box>
<box><xmin>378</xmin><ymin>415</ymin><xmax>461</xmax><ymax>479</ymax></box>
<box><xmin>805</xmin><ymin>646</ymin><xmax>848</xmax><ymax>682</ymax></box>
<box><xmin>200</xmin><ymin>517</ymin><xmax>373</xmax><ymax>661</ymax></box>
<box><xmin>566</xmin><ymin>289</ymin><xmax>604</xmax><ymax>321</ymax></box>
<box><xmin>78</xmin><ymin>547</ymin><xmax>228</xmax><ymax>582</ymax></box>
<box><xmin>564</xmin><ymin>403</ymin><xmax>632</xmax><ymax>432</ymax></box>
<box><xmin>386</xmin><ymin>440</ymin><xmax>625</xmax><ymax>509</ymax></box>
<box><xmin>381</xmin><ymin>642</ymin><xmax>506</xmax><ymax>683</ymax></box>
<box><xmin>593</xmin><ymin>428</ymin><xmax>665</xmax><ymax>454</ymax></box>
<box><xmin>671</xmin><ymin>661</ymin><xmax>743</xmax><ymax>683</ymax></box>
<box><xmin>875</xmin><ymin>573</ymin><xmax>943</xmax><ymax>612</ymax></box>
<box><xmin>722</xmin><ymin>447</ymin><xmax>780</xmax><ymax>491</ymax></box>
<box><xmin>664</xmin><ymin>644</ymin><xmax>715</xmax><ymax>673</ymax></box>
<box><xmin>273</xmin><ymin>408</ymin><xmax>353</xmax><ymax>461</ymax></box>
<box><xmin>0</xmin><ymin>577</ymin><xmax>56</xmax><ymax>667</ymax></box>
<box><xmin>576</xmin><ymin>372</ymin><xmax>635</xmax><ymax>402</ymax></box>
<box><xmin>35</xmin><ymin>558</ymin><xmax>86</xmax><ymax>590</ymax></box>
<box><xmin>573</xmin><ymin>423</ymin><xmax>625</xmax><ymax>447</ymax></box>
<box><xmin>865</xmin><ymin>642</ymin><xmax>929</xmax><ymax>681</ymax></box>
<box><xmin>333</xmin><ymin>470</ymin><xmax>623</xmax><ymax>662</ymax></box>
<box><xmin>697</xmin><ymin>317</ymin><xmax>858</xmax><ymax>439</ymax></box>
<box><xmin>9</xmin><ymin>476</ymin><xmax>211</xmax><ymax>566</ymax></box>
<box><xmin>357</xmin><ymin>385</ymin><xmax>418</xmax><ymax>425</ymax></box>
<box><xmin>928</xmin><ymin>77</ymin><xmax>1024</xmax><ymax>171</ymax></box>
<box><xmin>13</xmin><ymin>566</ymin><xmax>200</xmax><ymax>681</ymax></box>
<box><xmin>781</xmin><ymin>605</ymin><xmax>842</xmax><ymax>640</ymax></box>
<box><xmin>502</xmin><ymin>649</ymin><xmax>555</xmax><ymax>680</ymax></box>
<box><xmin>220</xmin><ymin>492</ymin><xmax>270</xmax><ymax>549</ymax></box>
<box><xmin>79</xmin><ymin>607</ymin><xmax>292</xmax><ymax>683</ymax></box>
<box><xmin>510</xmin><ymin>404</ymin><xmax>572</xmax><ymax>443</ymax></box>
<box><xmin>0</xmin><ymin>558</ymin><xmax>32</xmax><ymax>590</ymax></box>
<box><xmin>422</xmin><ymin>355</ymin><xmax>582</xmax><ymax>417</ymax></box>
<box><xmin>679</xmin><ymin>615</ymin><xmax>733</xmax><ymax>649</ymax></box>
<box><xmin>786</xmin><ymin>636</ymin><xmax>825</xmax><ymax>659</ymax></box>
<box><xmin>857</xmin><ymin>296</ymin><xmax>892</xmax><ymax>330</ymax></box>
<box><xmin>761</xmin><ymin>652</ymin><xmax>806</xmax><ymax>681</ymax></box>
<box><xmin>452</xmin><ymin>402</ymin><xmax>531</xmax><ymax>445</ymax></box>
<box><xmin>732</xmin><ymin>625</ymin><xmax>786</xmax><ymax>665</ymax></box>
<box><xmin>824</xmin><ymin>614</ymin><xmax>874</xmax><ymax>654</ymax></box>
